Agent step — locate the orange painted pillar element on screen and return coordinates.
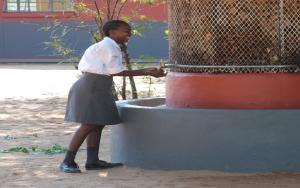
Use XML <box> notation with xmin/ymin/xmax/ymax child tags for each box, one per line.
<box><xmin>166</xmin><ymin>72</ymin><xmax>300</xmax><ymax>109</ymax></box>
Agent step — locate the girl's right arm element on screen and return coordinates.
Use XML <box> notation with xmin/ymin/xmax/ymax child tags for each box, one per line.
<box><xmin>111</xmin><ymin>68</ymin><xmax>166</xmax><ymax>78</ymax></box>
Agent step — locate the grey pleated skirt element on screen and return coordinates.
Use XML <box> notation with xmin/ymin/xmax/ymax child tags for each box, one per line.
<box><xmin>65</xmin><ymin>72</ymin><xmax>121</xmax><ymax>125</ymax></box>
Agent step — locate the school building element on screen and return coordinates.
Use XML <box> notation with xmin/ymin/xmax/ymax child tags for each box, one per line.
<box><xmin>0</xmin><ymin>0</ymin><xmax>168</xmax><ymax>63</ymax></box>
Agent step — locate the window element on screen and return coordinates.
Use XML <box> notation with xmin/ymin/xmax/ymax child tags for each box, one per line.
<box><xmin>4</xmin><ymin>0</ymin><xmax>74</xmax><ymax>12</ymax></box>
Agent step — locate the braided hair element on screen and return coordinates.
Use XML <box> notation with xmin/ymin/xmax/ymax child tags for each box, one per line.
<box><xmin>102</xmin><ymin>20</ymin><xmax>131</xmax><ymax>37</ymax></box>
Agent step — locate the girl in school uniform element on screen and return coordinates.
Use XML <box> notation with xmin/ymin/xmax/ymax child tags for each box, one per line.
<box><xmin>60</xmin><ymin>20</ymin><xmax>165</xmax><ymax>173</ymax></box>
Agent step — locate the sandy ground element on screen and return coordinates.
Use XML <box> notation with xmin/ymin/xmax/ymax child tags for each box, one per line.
<box><xmin>1</xmin><ymin>64</ymin><xmax>300</xmax><ymax>188</ymax></box>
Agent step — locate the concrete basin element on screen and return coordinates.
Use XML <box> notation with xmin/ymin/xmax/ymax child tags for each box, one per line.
<box><xmin>111</xmin><ymin>98</ymin><xmax>300</xmax><ymax>172</ymax></box>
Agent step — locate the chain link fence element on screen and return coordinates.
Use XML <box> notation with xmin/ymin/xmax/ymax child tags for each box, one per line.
<box><xmin>168</xmin><ymin>0</ymin><xmax>300</xmax><ymax>73</ymax></box>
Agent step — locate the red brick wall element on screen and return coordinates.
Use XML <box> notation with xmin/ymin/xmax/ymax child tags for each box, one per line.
<box><xmin>0</xmin><ymin>0</ymin><xmax>167</xmax><ymax>22</ymax></box>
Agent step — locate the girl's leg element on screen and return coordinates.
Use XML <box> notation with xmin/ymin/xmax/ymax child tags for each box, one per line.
<box><xmin>84</xmin><ymin>125</ymin><xmax>123</xmax><ymax>170</ymax></box>
<box><xmin>63</xmin><ymin>124</ymin><xmax>97</xmax><ymax>163</ymax></box>
<box><xmin>86</xmin><ymin>125</ymin><xmax>105</xmax><ymax>164</ymax></box>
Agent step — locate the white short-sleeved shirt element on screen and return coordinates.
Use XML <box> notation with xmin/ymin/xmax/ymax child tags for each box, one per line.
<box><xmin>78</xmin><ymin>37</ymin><xmax>126</xmax><ymax>75</ymax></box>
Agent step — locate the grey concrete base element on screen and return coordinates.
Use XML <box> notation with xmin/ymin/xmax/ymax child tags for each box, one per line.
<box><xmin>111</xmin><ymin>98</ymin><xmax>300</xmax><ymax>172</ymax></box>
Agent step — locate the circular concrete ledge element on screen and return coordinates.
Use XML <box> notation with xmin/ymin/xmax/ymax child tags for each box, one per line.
<box><xmin>112</xmin><ymin>98</ymin><xmax>300</xmax><ymax>172</ymax></box>
<box><xmin>166</xmin><ymin>72</ymin><xmax>300</xmax><ymax>109</ymax></box>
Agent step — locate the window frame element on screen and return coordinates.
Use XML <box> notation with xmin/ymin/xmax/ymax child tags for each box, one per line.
<box><xmin>3</xmin><ymin>0</ymin><xmax>75</xmax><ymax>13</ymax></box>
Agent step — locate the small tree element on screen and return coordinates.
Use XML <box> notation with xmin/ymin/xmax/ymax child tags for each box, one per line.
<box><xmin>41</xmin><ymin>0</ymin><xmax>165</xmax><ymax>100</ymax></box>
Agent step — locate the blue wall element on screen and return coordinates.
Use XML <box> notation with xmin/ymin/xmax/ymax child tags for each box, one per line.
<box><xmin>0</xmin><ymin>21</ymin><xmax>168</xmax><ymax>61</ymax></box>
<box><xmin>0</xmin><ymin>22</ymin><xmax>4</xmax><ymax>57</ymax></box>
<box><xmin>128</xmin><ymin>22</ymin><xmax>168</xmax><ymax>59</ymax></box>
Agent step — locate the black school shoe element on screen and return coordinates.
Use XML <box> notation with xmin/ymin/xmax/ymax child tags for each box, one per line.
<box><xmin>85</xmin><ymin>160</ymin><xmax>123</xmax><ymax>170</ymax></box>
<box><xmin>60</xmin><ymin>161</ymin><xmax>81</xmax><ymax>173</ymax></box>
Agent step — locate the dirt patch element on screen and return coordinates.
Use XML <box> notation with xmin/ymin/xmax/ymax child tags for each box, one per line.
<box><xmin>1</xmin><ymin>64</ymin><xmax>300</xmax><ymax>188</ymax></box>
